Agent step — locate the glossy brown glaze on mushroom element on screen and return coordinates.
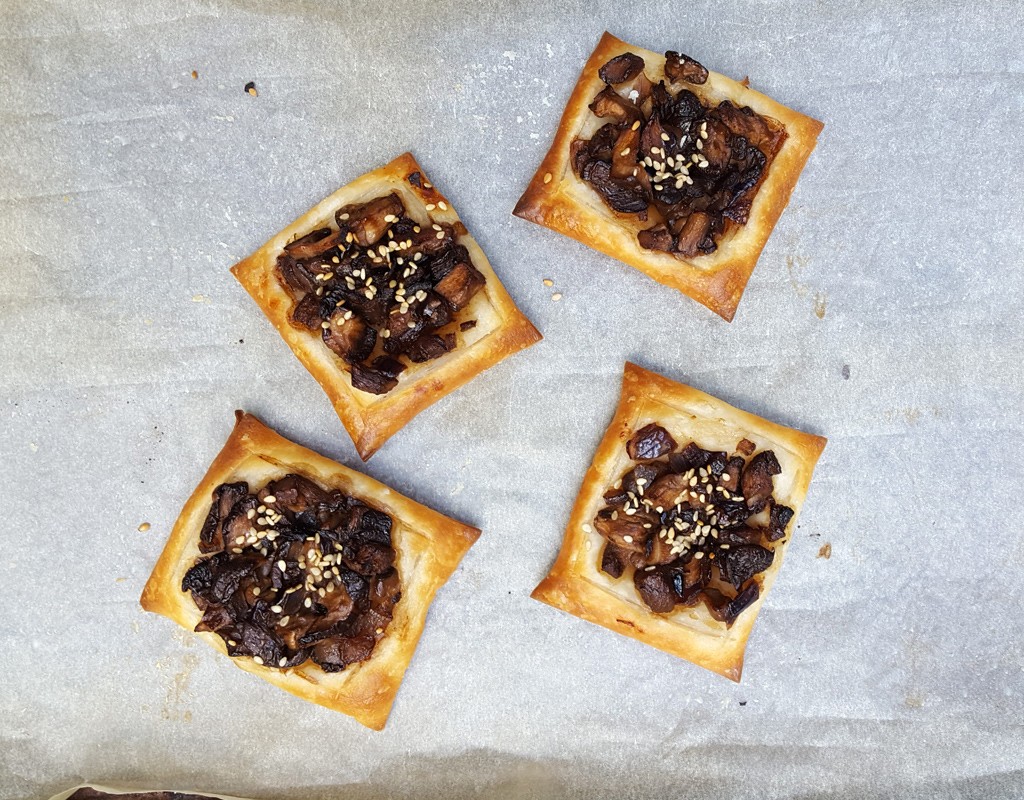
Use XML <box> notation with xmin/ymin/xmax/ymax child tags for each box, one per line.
<box><xmin>183</xmin><ymin>474</ymin><xmax>400</xmax><ymax>672</ymax></box>
<box><xmin>574</xmin><ymin>51</ymin><xmax>788</xmax><ymax>258</ymax></box>
<box><xmin>594</xmin><ymin>424</ymin><xmax>793</xmax><ymax>626</ymax></box>
<box><xmin>276</xmin><ymin>183</ymin><xmax>485</xmax><ymax>394</ymax></box>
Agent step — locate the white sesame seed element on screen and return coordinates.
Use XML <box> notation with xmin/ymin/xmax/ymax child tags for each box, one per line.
<box><xmin>582</xmin><ymin>523</ymin><xmax>592</xmax><ymax>533</ymax></box>
<box><xmin>425</xmin><ymin>203</ymin><xmax>436</xmax><ymax>211</ymax></box>
<box><xmin>543</xmin><ymin>172</ymin><xmax>553</xmax><ymax>184</ymax></box>
<box><xmin>623</xmin><ymin>535</ymin><xmax>633</xmax><ymax>543</ymax></box>
<box><xmin>438</xmin><ymin>201</ymin><xmax>448</xmax><ymax>210</ymax></box>
<box><xmin>253</xmin><ymin>656</ymin><xmax>264</xmax><ymax>665</ymax></box>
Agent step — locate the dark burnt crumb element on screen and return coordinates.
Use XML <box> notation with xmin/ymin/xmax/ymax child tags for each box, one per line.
<box><xmin>572</xmin><ymin>51</ymin><xmax>787</xmax><ymax>258</ymax></box>
<box><xmin>244</xmin><ymin>81</ymin><xmax>257</xmax><ymax>97</ymax></box>
<box><xmin>591</xmin><ymin>423</ymin><xmax>787</xmax><ymax>625</ymax></box>
<box><xmin>739</xmin><ymin>700</ymin><xmax>748</xmax><ymax>706</ymax></box>
<box><xmin>407</xmin><ymin>171</ymin><xmax>423</xmax><ymax>188</ymax></box>
<box><xmin>238</xmin><ymin>338</ymin><xmax>244</xmax><ymax>344</ymax></box>
<box><xmin>274</xmin><ymin>191</ymin><xmax>486</xmax><ymax>395</ymax></box>
<box><xmin>842</xmin><ymin>364</ymin><xmax>851</xmax><ymax>380</ymax></box>
<box><xmin>183</xmin><ymin>475</ymin><xmax>400</xmax><ymax>673</ymax></box>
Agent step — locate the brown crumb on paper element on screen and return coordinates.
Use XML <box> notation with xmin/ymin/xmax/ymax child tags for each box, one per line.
<box><xmin>138</xmin><ymin>522</ymin><xmax>151</xmax><ymax>532</ymax></box>
<box><xmin>817</xmin><ymin>542</ymin><xmax>832</xmax><ymax>559</ymax></box>
<box><xmin>543</xmin><ymin>278</ymin><xmax>554</xmax><ymax>287</ymax></box>
<box><xmin>191</xmin><ymin>70</ymin><xmax>198</xmax><ymax>80</ymax></box>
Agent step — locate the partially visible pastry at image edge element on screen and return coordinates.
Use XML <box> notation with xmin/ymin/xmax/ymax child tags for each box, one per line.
<box><xmin>531</xmin><ymin>362</ymin><xmax>826</xmax><ymax>680</ymax></box>
<box><xmin>51</xmin><ymin>788</ymin><xmax>246</xmax><ymax>800</ymax></box>
<box><xmin>514</xmin><ymin>32</ymin><xmax>823</xmax><ymax>321</ymax></box>
<box><xmin>232</xmin><ymin>152</ymin><xmax>542</xmax><ymax>460</ymax></box>
<box><xmin>140</xmin><ymin>411</ymin><xmax>480</xmax><ymax>730</ymax></box>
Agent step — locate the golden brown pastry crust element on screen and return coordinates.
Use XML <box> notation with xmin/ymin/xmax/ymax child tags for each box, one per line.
<box><xmin>140</xmin><ymin>412</ymin><xmax>480</xmax><ymax>730</ymax></box>
<box><xmin>531</xmin><ymin>363</ymin><xmax>826</xmax><ymax>681</ymax></box>
<box><xmin>513</xmin><ymin>32</ymin><xmax>824</xmax><ymax>321</ymax></box>
<box><xmin>232</xmin><ymin>152</ymin><xmax>542</xmax><ymax>460</ymax></box>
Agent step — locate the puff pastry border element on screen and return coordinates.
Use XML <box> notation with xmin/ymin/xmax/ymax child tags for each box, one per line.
<box><xmin>530</xmin><ymin>362</ymin><xmax>826</xmax><ymax>681</ymax></box>
<box><xmin>513</xmin><ymin>32</ymin><xmax>824</xmax><ymax>321</ymax></box>
<box><xmin>140</xmin><ymin>412</ymin><xmax>480</xmax><ymax>730</ymax></box>
<box><xmin>232</xmin><ymin>152</ymin><xmax>542</xmax><ymax>460</ymax></box>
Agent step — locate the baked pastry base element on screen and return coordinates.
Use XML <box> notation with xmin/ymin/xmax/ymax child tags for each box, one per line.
<box><xmin>531</xmin><ymin>363</ymin><xmax>826</xmax><ymax>680</ymax></box>
<box><xmin>513</xmin><ymin>32</ymin><xmax>824</xmax><ymax>321</ymax></box>
<box><xmin>140</xmin><ymin>412</ymin><xmax>480</xmax><ymax>730</ymax></box>
<box><xmin>233</xmin><ymin>152</ymin><xmax>541</xmax><ymax>459</ymax></box>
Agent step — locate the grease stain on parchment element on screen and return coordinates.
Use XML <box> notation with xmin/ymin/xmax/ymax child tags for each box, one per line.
<box><xmin>156</xmin><ymin>651</ymin><xmax>198</xmax><ymax>722</ymax></box>
<box><xmin>786</xmin><ymin>255</ymin><xmax>827</xmax><ymax>319</ymax></box>
<box><xmin>883</xmin><ymin>406</ymin><xmax>942</xmax><ymax>425</ymax></box>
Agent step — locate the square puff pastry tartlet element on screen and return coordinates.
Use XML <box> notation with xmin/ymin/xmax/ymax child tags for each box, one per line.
<box><xmin>531</xmin><ymin>363</ymin><xmax>826</xmax><ymax>680</ymax></box>
<box><xmin>514</xmin><ymin>32</ymin><xmax>823</xmax><ymax>321</ymax></box>
<box><xmin>232</xmin><ymin>152</ymin><xmax>541</xmax><ymax>460</ymax></box>
<box><xmin>141</xmin><ymin>411</ymin><xmax>480</xmax><ymax>730</ymax></box>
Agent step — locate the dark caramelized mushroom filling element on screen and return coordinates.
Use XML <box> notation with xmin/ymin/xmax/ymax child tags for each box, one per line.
<box><xmin>182</xmin><ymin>474</ymin><xmax>401</xmax><ymax>672</ymax></box>
<box><xmin>276</xmin><ymin>181</ymin><xmax>486</xmax><ymax>394</ymax></box>
<box><xmin>574</xmin><ymin>51</ymin><xmax>788</xmax><ymax>258</ymax></box>
<box><xmin>594</xmin><ymin>424</ymin><xmax>793</xmax><ymax>626</ymax></box>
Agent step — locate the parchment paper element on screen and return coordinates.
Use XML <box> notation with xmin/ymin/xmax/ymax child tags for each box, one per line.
<box><xmin>2</xmin><ymin>0</ymin><xmax>1023</xmax><ymax>798</ymax></box>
